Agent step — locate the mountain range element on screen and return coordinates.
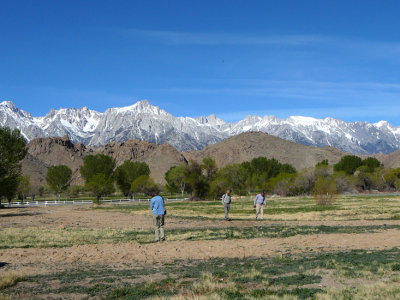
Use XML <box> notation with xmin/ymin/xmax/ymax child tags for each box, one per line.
<box><xmin>1</xmin><ymin>100</ymin><xmax>400</xmax><ymax>154</ymax></box>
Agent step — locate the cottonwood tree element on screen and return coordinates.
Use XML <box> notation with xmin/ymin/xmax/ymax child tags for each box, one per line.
<box><xmin>334</xmin><ymin>155</ymin><xmax>363</xmax><ymax>175</ymax></box>
<box><xmin>46</xmin><ymin>165</ymin><xmax>72</xmax><ymax>200</ymax></box>
<box><xmin>115</xmin><ymin>161</ymin><xmax>150</xmax><ymax>198</ymax></box>
<box><xmin>165</xmin><ymin>165</ymin><xmax>188</xmax><ymax>197</ymax></box>
<box><xmin>130</xmin><ymin>175</ymin><xmax>158</xmax><ymax>196</ymax></box>
<box><xmin>86</xmin><ymin>173</ymin><xmax>115</xmax><ymax>204</ymax></box>
<box><xmin>184</xmin><ymin>161</ymin><xmax>209</xmax><ymax>198</ymax></box>
<box><xmin>80</xmin><ymin>154</ymin><xmax>116</xmax><ymax>203</ymax></box>
<box><xmin>17</xmin><ymin>176</ymin><xmax>30</xmax><ymax>203</ymax></box>
<box><xmin>201</xmin><ymin>157</ymin><xmax>218</xmax><ymax>181</ymax></box>
<box><xmin>0</xmin><ymin>127</ymin><xmax>27</xmax><ymax>207</ymax></box>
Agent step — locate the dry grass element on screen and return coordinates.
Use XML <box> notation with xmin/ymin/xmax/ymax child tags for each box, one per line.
<box><xmin>191</xmin><ymin>272</ymin><xmax>236</xmax><ymax>294</ymax></box>
<box><xmin>0</xmin><ymin>272</ymin><xmax>24</xmax><ymax>290</ymax></box>
<box><xmin>317</xmin><ymin>283</ymin><xmax>400</xmax><ymax>299</ymax></box>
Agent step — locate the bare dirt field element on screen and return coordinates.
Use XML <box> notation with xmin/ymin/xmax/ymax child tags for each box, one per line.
<box><xmin>1</xmin><ymin>196</ymin><xmax>400</xmax><ymax>299</ymax></box>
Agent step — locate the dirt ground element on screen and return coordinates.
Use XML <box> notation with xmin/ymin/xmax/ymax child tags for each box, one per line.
<box><xmin>2</xmin><ymin>205</ymin><xmax>400</xmax><ymax>230</ymax></box>
<box><xmin>1</xmin><ymin>205</ymin><xmax>400</xmax><ymax>278</ymax></box>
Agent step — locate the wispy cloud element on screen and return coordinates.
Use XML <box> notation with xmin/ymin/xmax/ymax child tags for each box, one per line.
<box><xmin>125</xmin><ymin>29</ymin><xmax>328</xmax><ymax>46</ymax></box>
<box><xmin>139</xmin><ymin>79</ymin><xmax>400</xmax><ymax>103</ymax></box>
<box><xmin>123</xmin><ymin>29</ymin><xmax>400</xmax><ymax>62</ymax></box>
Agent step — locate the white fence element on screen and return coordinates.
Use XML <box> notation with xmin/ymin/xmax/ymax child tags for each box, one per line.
<box><xmin>8</xmin><ymin>197</ymin><xmax>186</xmax><ymax>207</ymax></box>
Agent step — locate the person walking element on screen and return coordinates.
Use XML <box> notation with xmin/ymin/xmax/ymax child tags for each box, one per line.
<box><xmin>150</xmin><ymin>190</ymin><xmax>166</xmax><ymax>242</ymax></box>
<box><xmin>222</xmin><ymin>190</ymin><xmax>232</xmax><ymax>221</ymax></box>
<box><xmin>254</xmin><ymin>191</ymin><xmax>266</xmax><ymax>220</ymax></box>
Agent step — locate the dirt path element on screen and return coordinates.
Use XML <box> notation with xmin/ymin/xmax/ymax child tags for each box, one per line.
<box><xmin>2</xmin><ymin>206</ymin><xmax>400</xmax><ymax>231</ymax></box>
<box><xmin>2</xmin><ymin>229</ymin><xmax>399</xmax><ymax>268</ymax></box>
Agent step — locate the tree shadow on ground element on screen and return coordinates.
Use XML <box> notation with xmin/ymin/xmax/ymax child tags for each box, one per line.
<box><xmin>0</xmin><ymin>211</ymin><xmax>42</xmax><ymax>218</ymax></box>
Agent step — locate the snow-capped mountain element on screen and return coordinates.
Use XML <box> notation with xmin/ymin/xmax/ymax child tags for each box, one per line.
<box><xmin>1</xmin><ymin>99</ymin><xmax>400</xmax><ymax>154</ymax></box>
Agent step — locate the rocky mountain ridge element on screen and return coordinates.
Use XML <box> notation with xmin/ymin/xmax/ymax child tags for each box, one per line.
<box><xmin>2</xmin><ymin>100</ymin><xmax>400</xmax><ymax>154</ymax></box>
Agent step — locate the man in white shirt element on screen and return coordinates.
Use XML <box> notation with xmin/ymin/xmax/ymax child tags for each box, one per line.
<box><xmin>254</xmin><ymin>191</ymin><xmax>266</xmax><ymax>220</ymax></box>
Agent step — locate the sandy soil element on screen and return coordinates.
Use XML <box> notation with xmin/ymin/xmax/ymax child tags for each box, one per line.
<box><xmin>1</xmin><ymin>205</ymin><xmax>400</xmax><ymax>277</ymax></box>
<box><xmin>2</xmin><ymin>205</ymin><xmax>400</xmax><ymax>230</ymax></box>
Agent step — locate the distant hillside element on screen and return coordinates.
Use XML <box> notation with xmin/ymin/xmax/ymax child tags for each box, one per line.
<box><xmin>376</xmin><ymin>150</ymin><xmax>400</xmax><ymax>169</ymax></box>
<box><xmin>25</xmin><ymin>132</ymin><xmax>396</xmax><ymax>189</ymax></box>
<box><xmin>23</xmin><ymin>136</ymin><xmax>187</xmax><ymax>185</ymax></box>
<box><xmin>184</xmin><ymin>132</ymin><xmax>346</xmax><ymax>171</ymax></box>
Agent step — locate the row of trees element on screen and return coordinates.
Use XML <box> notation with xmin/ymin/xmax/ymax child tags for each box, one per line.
<box><xmin>44</xmin><ymin>154</ymin><xmax>154</xmax><ymax>203</ymax></box>
<box><xmin>165</xmin><ymin>157</ymin><xmax>297</xmax><ymax>199</ymax></box>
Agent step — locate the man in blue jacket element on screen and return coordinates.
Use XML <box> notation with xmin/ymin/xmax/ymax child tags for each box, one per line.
<box><xmin>150</xmin><ymin>190</ymin><xmax>165</xmax><ymax>242</ymax></box>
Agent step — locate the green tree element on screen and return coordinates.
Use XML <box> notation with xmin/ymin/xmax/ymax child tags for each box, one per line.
<box><xmin>130</xmin><ymin>175</ymin><xmax>158</xmax><ymax>196</ymax></box>
<box><xmin>80</xmin><ymin>154</ymin><xmax>115</xmax><ymax>182</ymax></box>
<box><xmin>68</xmin><ymin>185</ymin><xmax>86</xmax><ymax>198</ymax></box>
<box><xmin>17</xmin><ymin>176</ymin><xmax>30</xmax><ymax>203</ymax></box>
<box><xmin>356</xmin><ymin>166</ymin><xmax>385</xmax><ymax>191</ymax></box>
<box><xmin>384</xmin><ymin>168</ymin><xmax>400</xmax><ymax>190</ymax></box>
<box><xmin>0</xmin><ymin>127</ymin><xmax>27</xmax><ymax>206</ymax></box>
<box><xmin>362</xmin><ymin>157</ymin><xmax>382</xmax><ymax>172</ymax></box>
<box><xmin>1</xmin><ymin>176</ymin><xmax>20</xmax><ymax>207</ymax></box>
<box><xmin>165</xmin><ymin>165</ymin><xmax>188</xmax><ymax>197</ymax></box>
<box><xmin>184</xmin><ymin>161</ymin><xmax>209</xmax><ymax>198</ymax></box>
<box><xmin>115</xmin><ymin>161</ymin><xmax>150</xmax><ymax>197</ymax></box>
<box><xmin>334</xmin><ymin>155</ymin><xmax>363</xmax><ymax>175</ymax></box>
<box><xmin>201</xmin><ymin>157</ymin><xmax>218</xmax><ymax>181</ymax></box>
<box><xmin>80</xmin><ymin>154</ymin><xmax>115</xmax><ymax>202</ymax></box>
<box><xmin>46</xmin><ymin>165</ymin><xmax>72</xmax><ymax>200</ymax></box>
<box><xmin>280</xmin><ymin>163</ymin><xmax>297</xmax><ymax>174</ymax></box>
<box><xmin>265</xmin><ymin>173</ymin><xmax>297</xmax><ymax>196</ymax></box>
<box><xmin>209</xmin><ymin>176</ymin><xmax>230</xmax><ymax>199</ymax></box>
<box><xmin>247</xmin><ymin>157</ymin><xmax>296</xmax><ymax>189</ymax></box>
<box><xmin>86</xmin><ymin>173</ymin><xmax>115</xmax><ymax>204</ymax></box>
<box><xmin>218</xmin><ymin>164</ymin><xmax>248</xmax><ymax>195</ymax></box>
<box><xmin>316</xmin><ymin>159</ymin><xmax>329</xmax><ymax>167</ymax></box>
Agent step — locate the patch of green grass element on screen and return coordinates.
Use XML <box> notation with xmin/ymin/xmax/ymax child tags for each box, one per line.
<box><xmin>268</xmin><ymin>274</ymin><xmax>322</xmax><ymax>286</ymax></box>
<box><xmin>4</xmin><ymin>249</ymin><xmax>400</xmax><ymax>299</ymax></box>
<box><xmin>2</xmin><ymin>223</ymin><xmax>400</xmax><ymax>248</ymax></box>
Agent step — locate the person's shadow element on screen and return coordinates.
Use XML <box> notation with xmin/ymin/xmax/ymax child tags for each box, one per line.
<box><xmin>0</xmin><ymin>262</ymin><xmax>8</xmax><ymax>268</ymax></box>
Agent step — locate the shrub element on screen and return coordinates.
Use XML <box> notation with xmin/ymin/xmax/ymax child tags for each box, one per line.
<box><xmin>313</xmin><ymin>176</ymin><xmax>337</xmax><ymax>206</ymax></box>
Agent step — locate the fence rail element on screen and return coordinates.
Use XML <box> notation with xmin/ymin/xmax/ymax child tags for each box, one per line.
<box><xmin>7</xmin><ymin>197</ymin><xmax>186</xmax><ymax>207</ymax></box>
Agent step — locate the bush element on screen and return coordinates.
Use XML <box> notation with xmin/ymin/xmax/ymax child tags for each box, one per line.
<box><xmin>334</xmin><ymin>155</ymin><xmax>363</xmax><ymax>175</ymax></box>
<box><xmin>313</xmin><ymin>176</ymin><xmax>337</xmax><ymax>206</ymax></box>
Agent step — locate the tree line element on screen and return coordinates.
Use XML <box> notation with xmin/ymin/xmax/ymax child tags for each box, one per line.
<box><xmin>2</xmin><ymin>127</ymin><xmax>400</xmax><ymax>206</ymax></box>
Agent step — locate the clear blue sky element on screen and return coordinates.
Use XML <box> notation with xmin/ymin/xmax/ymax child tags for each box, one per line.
<box><xmin>1</xmin><ymin>0</ymin><xmax>400</xmax><ymax>124</ymax></box>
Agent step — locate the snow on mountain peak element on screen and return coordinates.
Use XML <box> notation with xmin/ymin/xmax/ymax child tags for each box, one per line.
<box><xmin>1</xmin><ymin>99</ymin><xmax>400</xmax><ymax>154</ymax></box>
<box><xmin>0</xmin><ymin>100</ymin><xmax>17</xmax><ymax>108</ymax></box>
<box><xmin>109</xmin><ymin>100</ymin><xmax>169</xmax><ymax>117</ymax></box>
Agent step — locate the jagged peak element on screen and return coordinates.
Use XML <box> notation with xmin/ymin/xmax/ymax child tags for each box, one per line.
<box><xmin>0</xmin><ymin>100</ymin><xmax>16</xmax><ymax>108</ymax></box>
<box><xmin>195</xmin><ymin>114</ymin><xmax>226</xmax><ymax>125</ymax></box>
<box><xmin>106</xmin><ymin>100</ymin><xmax>169</xmax><ymax>116</ymax></box>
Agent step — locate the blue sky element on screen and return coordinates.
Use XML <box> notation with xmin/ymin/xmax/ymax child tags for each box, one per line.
<box><xmin>1</xmin><ymin>0</ymin><xmax>400</xmax><ymax>124</ymax></box>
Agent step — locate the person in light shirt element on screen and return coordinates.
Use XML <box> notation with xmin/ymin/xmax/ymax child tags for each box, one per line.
<box><xmin>253</xmin><ymin>191</ymin><xmax>266</xmax><ymax>220</ymax></box>
<box><xmin>221</xmin><ymin>190</ymin><xmax>232</xmax><ymax>221</ymax></box>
